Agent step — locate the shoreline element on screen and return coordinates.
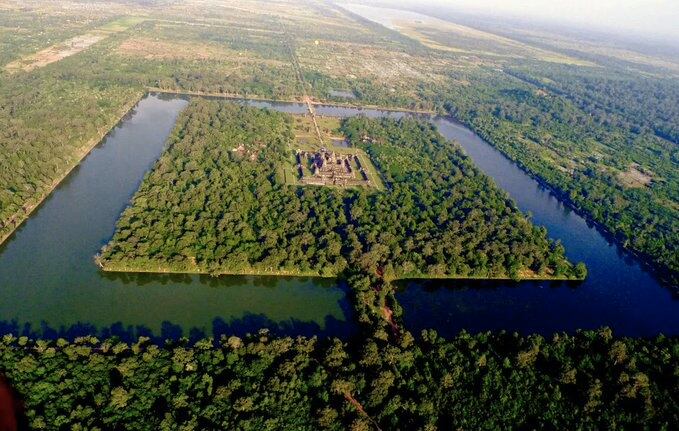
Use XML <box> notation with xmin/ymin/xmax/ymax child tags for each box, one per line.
<box><xmin>98</xmin><ymin>261</ymin><xmax>581</xmax><ymax>282</ymax></box>
<box><xmin>97</xmin><ymin>262</ymin><xmax>334</xmax><ymax>279</ymax></box>
<box><xmin>146</xmin><ymin>87</ymin><xmax>437</xmax><ymax>115</ymax></box>
<box><xmin>0</xmin><ymin>92</ymin><xmax>144</xmax><ymax>248</ymax></box>
<box><xmin>446</xmin><ymin>114</ymin><xmax>677</xmax><ymax>290</ymax></box>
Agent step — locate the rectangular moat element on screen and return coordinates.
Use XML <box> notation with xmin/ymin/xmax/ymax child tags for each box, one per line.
<box><xmin>0</xmin><ymin>93</ymin><xmax>676</xmax><ymax>341</ymax></box>
<box><xmin>0</xmin><ymin>94</ymin><xmax>354</xmax><ymax>342</ymax></box>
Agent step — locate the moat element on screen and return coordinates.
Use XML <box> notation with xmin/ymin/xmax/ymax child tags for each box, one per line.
<box><xmin>0</xmin><ymin>93</ymin><xmax>676</xmax><ymax>340</ymax></box>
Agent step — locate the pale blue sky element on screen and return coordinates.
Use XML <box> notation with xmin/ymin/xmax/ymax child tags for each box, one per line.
<box><xmin>382</xmin><ymin>0</ymin><xmax>679</xmax><ymax>40</ymax></box>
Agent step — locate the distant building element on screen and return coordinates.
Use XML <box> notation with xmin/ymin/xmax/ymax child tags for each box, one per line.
<box><xmin>296</xmin><ymin>149</ymin><xmax>370</xmax><ymax>187</ymax></box>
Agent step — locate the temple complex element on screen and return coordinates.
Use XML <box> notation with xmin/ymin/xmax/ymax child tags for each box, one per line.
<box><xmin>296</xmin><ymin>148</ymin><xmax>371</xmax><ymax>187</ymax></box>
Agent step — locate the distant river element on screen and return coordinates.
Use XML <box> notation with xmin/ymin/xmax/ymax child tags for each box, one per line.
<box><xmin>0</xmin><ymin>94</ymin><xmax>675</xmax><ymax>341</ymax></box>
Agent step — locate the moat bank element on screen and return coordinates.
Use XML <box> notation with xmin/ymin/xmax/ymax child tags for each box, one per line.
<box><xmin>397</xmin><ymin>118</ymin><xmax>677</xmax><ymax>338</ymax></box>
<box><xmin>0</xmin><ymin>94</ymin><xmax>675</xmax><ymax>340</ymax></box>
<box><xmin>0</xmin><ymin>94</ymin><xmax>354</xmax><ymax>341</ymax></box>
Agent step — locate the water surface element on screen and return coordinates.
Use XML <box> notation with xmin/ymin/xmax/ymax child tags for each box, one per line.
<box><xmin>0</xmin><ymin>94</ymin><xmax>675</xmax><ymax>341</ymax></box>
<box><xmin>0</xmin><ymin>94</ymin><xmax>353</xmax><ymax>341</ymax></box>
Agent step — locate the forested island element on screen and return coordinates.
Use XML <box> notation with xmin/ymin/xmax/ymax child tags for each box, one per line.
<box><xmin>98</xmin><ymin>100</ymin><xmax>583</xmax><ymax>281</ymax></box>
<box><xmin>0</xmin><ymin>0</ymin><xmax>675</xmax><ymax>285</ymax></box>
<box><xmin>1</xmin><ymin>0</ymin><xmax>677</xmax><ymax>428</ymax></box>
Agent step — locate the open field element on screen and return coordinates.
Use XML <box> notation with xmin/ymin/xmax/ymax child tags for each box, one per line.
<box><xmin>4</xmin><ymin>17</ymin><xmax>145</xmax><ymax>72</ymax></box>
<box><xmin>618</xmin><ymin>165</ymin><xmax>654</xmax><ymax>189</ymax></box>
<box><xmin>5</xmin><ymin>33</ymin><xmax>107</xmax><ymax>72</ymax></box>
<box><xmin>341</xmin><ymin>3</ymin><xmax>593</xmax><ymax>66</ymax></box>
<box><xmin>292</xmin><ymin>115</ymin><xmax>342</xmax><ymax>146</ymax></box>
<box><xmin>288</xmin><ymin>115</ymin><xmax>385</xmax><ymax>190</ymax></box>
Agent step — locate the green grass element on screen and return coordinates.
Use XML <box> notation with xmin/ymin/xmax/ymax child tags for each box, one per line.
<box><xmin>99</xmin><ymin>16</ymin><xmax>147</xmax><ymax>33</ymax></box>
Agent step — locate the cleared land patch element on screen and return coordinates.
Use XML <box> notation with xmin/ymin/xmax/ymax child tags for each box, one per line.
<box><xmin>4</xmin><ymin>33</ymin><xmax>106</xmax><ymax>72</ymax></box>
<box><xmin>287</xmin><ymin>115</ymin><xmax>384</xmax><ymax>190</ymax></box>
<box><xmin>4</xmin><ymin>17</ymin><xmax>144</xmax><ymax>72</ymax></box>
<box><xmin>618</xmin><ymin>165</ymin><xmax>653</xmax><ymax>189</ymax></box>
<box><xmin>298</xmin><ymin>40</ymin><xmax>445</xmax><ymax>83</ymax></box>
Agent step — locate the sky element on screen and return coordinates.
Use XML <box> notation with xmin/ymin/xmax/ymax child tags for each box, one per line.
<box><xmin>378</xmin><ymin>0</ymin><xmax>679</xmax><ymax>40</ymax></box>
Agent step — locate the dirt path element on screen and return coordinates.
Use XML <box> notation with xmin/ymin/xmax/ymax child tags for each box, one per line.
<box><xmin>284</xmin><ymin>28</ymin><xmax>325</xmax><ymax>147</ymax></box>
<box><xmin>373</xmin><ymin>267</ymin><xmax>401</xmax><ymax>339</ymax></box>
<box><xmin>381</xmin><ymin>305</ymin><xmax>399</xmax><ymax>337</ymax></box>
<box><xmin>343</xmin><ymin>392</ymin><xmax>382</xmax><ymax>431</ymax></box>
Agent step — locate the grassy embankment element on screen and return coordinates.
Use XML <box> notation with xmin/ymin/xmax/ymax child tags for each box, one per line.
<box><xmin>0</xmin><ymin>93</ymin><xmax>144</xmax><ymax>247</ymax></box>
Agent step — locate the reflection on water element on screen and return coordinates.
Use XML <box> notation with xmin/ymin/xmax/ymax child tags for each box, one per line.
<box><xmin>0</xmin><ymin>93</ymin><xmax>675</xmax><ymax>341</ymax></box>
<box><xmin>396</xmin><ymin>118</ymin><xmax>677</xmax><ymax>337</ymax></box>
<box><xmin>0</xmin><ymin>95</ymin><xmax>354</xmax><ymax>341</ymax></box>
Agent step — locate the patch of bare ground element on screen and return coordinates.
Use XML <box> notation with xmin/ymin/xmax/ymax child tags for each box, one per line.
<box><xmin>618</xmin><ymin>164</ymin><xmax>653</xmax><ymax>188</ymax></box>
<box><xmin>4</xmin><ymin>32</ymin><xmax>106</xmax><ymax>72</ymax></box>
<box><xmin>298</xmin><ymin>40</ymin><xmax>447</xmax><ymax>83</ymax></box>
<box><xmin>4</xmin><ymin>16</ymin><xmax>146</xmax><ymax>72</ymax></box>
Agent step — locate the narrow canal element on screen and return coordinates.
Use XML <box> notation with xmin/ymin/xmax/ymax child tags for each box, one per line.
<box><xmin>0</xmin><ymin>93</ymin><xmax>675</xmax><ymax>341</ymax></box>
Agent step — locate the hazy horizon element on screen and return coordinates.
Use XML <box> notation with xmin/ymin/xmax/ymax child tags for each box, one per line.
<box><xmin>349</xmin><ymin>0</ymin><xmax>679</xmax><ymax>42</ymax></box>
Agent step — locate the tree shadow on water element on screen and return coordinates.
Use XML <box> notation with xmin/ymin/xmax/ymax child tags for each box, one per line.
<box><xmin>0</xmin><ymin>312</ymin><xmax>357</xmax><ymax>345</ymax></box>
<box><xmin>211</xmin><ymin>311</ymin><xmax>356</xmax><ymax>340</ymax></box>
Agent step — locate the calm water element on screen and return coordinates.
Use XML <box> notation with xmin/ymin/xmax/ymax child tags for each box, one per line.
<box><xmin>396</xmin><ymin>118</ymin><xmax>677</xmax><ymax>338</ymax></box>
<box><xmin>0</xmin><ymin>94</ymin><xmax>675</xmax><ymax>341</ymax></box>
<box><xmin>0</xmin><ymin>94</ymin><xmax>353</xmax><ymax>342</ymax></box>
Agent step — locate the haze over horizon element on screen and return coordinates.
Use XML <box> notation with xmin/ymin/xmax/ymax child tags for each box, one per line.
<box><xmin>356</xmin><ymin>0</ymin><xmax>679</xmax><ymax>43</ymax></box>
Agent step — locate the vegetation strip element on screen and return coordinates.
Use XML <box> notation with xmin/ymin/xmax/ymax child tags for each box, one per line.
<box><xmin>98</xmin><ymin>99</ymin><xmax>584</xmax><ymax>281</ymax></box>
<box><xmin>0</xmin><ymin>93</ymin><xmax>143</xmax><ymax>248</ymax></box>
<box><xmin>1</xmin><ymin>316</ymin><xmax>675</xmax><ymax>429</ymax></box>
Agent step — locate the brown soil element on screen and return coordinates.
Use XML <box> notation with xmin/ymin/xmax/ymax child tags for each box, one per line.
<box><xmin>343</xmin><ymin>392</ymin><xmax>382</xmax><ymax>431</ymax></box>
<box><xmin>618</xmin><ymin>165</ymin><xmax>653</xmax><ymax>188</ymax></box>
<box><xmin>5</xmin><ymin>33</ymin><xmax>106</xmax><ymax>72</ymax></box>
<box><xmin>381</xmin><ymin>305</ymin><xmax>399</xmax><ymax>338</ymax></box>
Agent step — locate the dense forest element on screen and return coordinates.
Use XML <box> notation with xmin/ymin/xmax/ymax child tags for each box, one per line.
<box><xmin>504</xmin><ymin>65</ymin><xmax>679</xmax><ymax>145</ymax></box>
<box><xmin>99</xmin><ymin>99</ymin><xmax>582</xmax><ymax>280</ymax></box>
<box><xmin>1</xmin><ymin>2</ymin><xmax>675</xmax><ymax>287</ymax></box>
<box><xmin>1</xmin><ymin>275</ymin><xmax>677</xmax><ymax>430</ymax></box>
<box><xmin>340</xmin><ymin>116</ymin><xmax>581</xmax><ymax>280</ymax></box>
